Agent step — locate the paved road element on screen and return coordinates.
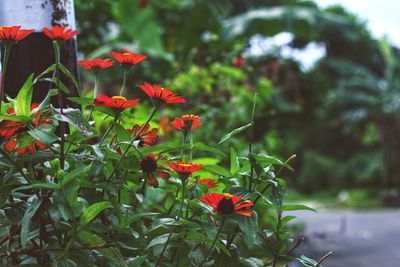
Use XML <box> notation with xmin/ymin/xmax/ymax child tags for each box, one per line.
<box><xmin>288</xmin><ymin>209</ymin><xmax>400</xmax><ymax>267</ymax></box>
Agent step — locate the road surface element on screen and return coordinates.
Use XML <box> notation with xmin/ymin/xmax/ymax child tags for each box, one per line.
<box><xmin>288</xmin><ymin>209</ymin><xmax>400</xmax><ymax>267</ymax></box>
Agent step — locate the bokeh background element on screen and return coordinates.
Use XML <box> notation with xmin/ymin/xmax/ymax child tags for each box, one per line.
<box><xmin>75</xmin><ymin>1</ymin><xmax>400</xmax><ymax>266</ymax></box>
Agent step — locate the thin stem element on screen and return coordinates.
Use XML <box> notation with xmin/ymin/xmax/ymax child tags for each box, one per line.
<box><xmin>248</xmin><ymin>92</ymin><xmax>257</xmax><ymax>192</ymax></box>
<box><xmin>99</xmin><ymin>119</ymin><xmax>116</xmax><ymax>146</ymax></box>
<box><xmin>119</xmin><ymin>68</ymin><xmax>129</xmax><ymax>95</ymax></box>
<box><xmin>155</xmin><ymin>181</ymin><xmax>186</xmax><ymax>267</ymax></box>
<box><xmin>53</xmin><ymin>41</ymin><xmax>65</xmax><ymax>170</ymax></box>
<box><xmin>87</xmin><ymin>72</ymin><xmax>99</xmax><ymax>122</ymax></box>
<box><xmin>0</xmin><ymin>148</ymin><xmax>30</xmax><ymax>183</ymax></box>
<box><xmin>189</xmin><ymin>129</ymin><xmax>193</xmax><ymax>162</ymax></box>
<box><xmin>107</xmin><ymin>106</ymin><xmax>158</xmax><ymax>180</ymax></box>
<box><xmin>316</xmin><ymin>251</ymin><xmax>333</xmax><ymax>266</ymax></box>
<box><xmin>0</xmin><ymin>43</ymin><xmax>11</xmax><ymax>110</ymax></box>
<box><xmin>201</xmin><ymin>217</ymin><xmax>226</xmax><ymax>266</ymax></box>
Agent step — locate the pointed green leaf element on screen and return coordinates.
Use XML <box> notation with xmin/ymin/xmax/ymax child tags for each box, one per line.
<box><xmin>218</xmin><ymin>123</ymin><xmax>252</xmax><ymax>144</ymax></box>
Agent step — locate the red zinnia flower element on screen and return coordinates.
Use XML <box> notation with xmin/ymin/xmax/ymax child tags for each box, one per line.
<box><xmin>94</xmin><ymin>95</ymin><xmax>140</xmax><ymax>111</ymax></box>
<box><xmin>78</xmin><ymin>58</ymin><xmax>113</xmax><ymax>71</ymax></box>
<box><xmin>140</xmin><ymin>153</ymin><xmax>170</xmax><ymax>188</ymax></box>
<box><xmin>137</xmin><ymin>82</ymin><xmax>186</xmax><ymax>105</ymax></box>
<box><xmin>128</xmin><ymin>124</ymin><xmax>158</xmax><ymax>147</ymax></box>
<box><xmin>171</xmin><ymin>114</ymin><xmax>201</xmax><ymax>130</ymax></box>
<box><xmin>42</xmin><ymin>26</ymin><xmax>77</xmax><ymax>41</ymax></box>
<box><xmin>0</xmin><ymin>26</ymin><xmax>34</xmax><ymax>43</ymax></box>
<box><xmin>0</xmin><ymin>103</ymin><xmax>52</xmax><ymax>139</ymax></box>
<box><xmin>110</xmin><ymin>51</ymin><xmax>147</xmax><ymax>66</ymax></box>
<box><xmin>233</xmin><ymin>56</ymin><xmax>245</xmax><ymax>68</ymax></box>
<box><xmin>138</xmin><ymin>0</ymin><xmax>148</xmax><ymax>8</ymax></box>
<box><xmin>198</xmin><ymin>179</ymin><xmax>217</xmax><ymax>189</ymax></box>
<box><xmin>166</xmin><ymin>161</ymin><xmax>203</xmax><ymax>178</ymax></box>
<box><xmin>200</xmin><ymin>193</ymin><xmax>253</xmax><ymax>217</ymax></box>
<box><xmin>4</xmin><ymin>138</ymin><xmax>47</xmax><ymax>155</ymax></box>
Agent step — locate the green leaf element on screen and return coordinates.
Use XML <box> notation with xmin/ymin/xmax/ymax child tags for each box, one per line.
<box><xmin>16</xmin><ymin>74</ymin><xmax>34</xmax><ymax>116</ymax></box>
<box><xmin>146</xmin><ymin>233</ymin><xmax>179</xmax><ymax>249</ymax></box>
<box><xmin>53</xmin><ymin>108</ymin><xmax>95</xmax><ymax>136</ymax></box>
<box><xmin>15</xmin><ymin>182</ymin><xmax>60</xmax><ymax>191</ymax></box>
<box><xmin>28</xmin><ymin>125</ymin><xmax>58</xmax><ymax>145</ymax></box>
<box><xmin>192</xmin><ymin>143</ymin><xmax>227</xmax><ymax>157</ymax></box>
<box><xmin>79</xmin><ymin>201</ymin><xmax>111</xmax><ymax>228</ymax></box>
<box><xmin>68</xmin><ymin>97</ymin><xmax>94</xmax><ymax>106</ymax></box>
<box><xmin>78</xmin><ymin>231</ymin><xmax>127</xmax><ymax>267</ymax></box>
<box><xmin>203</xmin><ymin>165</ymin><xmax>232</xmax><ymax>177</ymax></box>
<box><xmin>61</xmin><ymin>164</ymin><xmax>92</xmax><ymax>187</ymax></box>
<box><xmin>20</xmin><ymin>195</ymin><xmax>42</xmax><ymax>247</ymax></box>
<box><xmin>58</xmin><ymin>63</ymin><xmax>80</xmax><ymax>95</ymax></box>
<box><xmin>125</xmin><ymin>212</ymin><xmax>159</xmax><ymax>226</ymax></box>
<box><xmin>33</xmin><ymin>64</ymin><xmax>55</xmax><ymax>84</ymax></box>
<box><xmin>218</xmin><ymin>123</ymin><xmax>252</xmax><ymax>144</ymax></box>
<box><xmin>282</xmin><ymin>204</ymin><xmax>316</xmax><ymax>212</ymax></box>
<box><xmin>230</xmin><ymin>147</ymin><xmax>240</xmax><ymax>174</ymax></box>
<box><xmin>33</xmin><ymin>89</ymin><xmax>58</xmax><ymax>113</ymax></box>
<box><xmin>236</xmin><ymin>211</ymin><xmax>258</xmax><ymax>249</ymax></box>
<box><xmin>0</xmin><ymin>186</ymin><xmax>12</xmax><ymax>208</ymax></box>
<box><xmin>297</xmin><ymin>255</ymin><xmax>320</xmax><ymax>267</ymax></box>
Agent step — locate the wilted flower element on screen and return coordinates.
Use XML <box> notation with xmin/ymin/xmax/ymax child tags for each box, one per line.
<box><xmin>140</xmin><ymin>153</ymin><xmax>170</xmax><ymax>188</ymax></box>
<box><xmin>128</xmin><ymin>124</ymin><xmax>158</xmax><ymax>147</ymax></box>
<box><xmin>5</xmin><ymin>138</ymin><xmax>47</xmax><ymax>155</ymax></box>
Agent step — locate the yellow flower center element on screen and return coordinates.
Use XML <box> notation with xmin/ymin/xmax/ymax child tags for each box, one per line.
<box><xmin>178</xmin><ymin>163</ymin><xmax>192</xmax><ymax>167</ymax></box>
<box><xmin>223</xmin><ymin>193</ymin><xmax>234</xmax><ymax>198</ymax></box>
<box><xmin>122</xmin><ymin>52</ymin><xmax>130</xmax><ymax>56</ymax></box>
<box><xmin>112</xmin><ymin>96</ymin><xmax>127</xmax><ymax>101</ymax></box>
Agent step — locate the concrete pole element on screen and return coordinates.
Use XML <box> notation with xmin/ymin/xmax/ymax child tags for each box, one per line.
<box><xmin>0</xmin><ymin>0</ymin><xmax>79</xmax><ymax>102</ymax></box>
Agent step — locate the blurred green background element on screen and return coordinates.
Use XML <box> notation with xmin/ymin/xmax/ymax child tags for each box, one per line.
<box><xmin>75</xmin><ymin>0</ymin><xmax>400</xmax><ymax>208</ymax></box>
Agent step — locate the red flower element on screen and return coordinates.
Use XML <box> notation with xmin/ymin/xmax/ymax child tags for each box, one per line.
<box><xmin>137</xmin><ymin>82</ymin><xmax>186</xmax><ymax>105</ymax></box>
<box><xmin>198</xmin><ymin>179</ymin><xmax>217</xmax><ymax>189</ymax></box>
<box><xmin>233</xmin><ymin>56</ymin><xmax>245</xmax><ymax>68</ymax></box>
<box><xmin>94</xmin><ymin>95</ymin><xmax>140</xmax><ymax>111</ymax></box>
<box><xmin>200</xmin><ymin>193</ymin><xmax>253</xmax><ymax>217</ymax></box>
<box><xmin>110</xmin><ymin>51</ymin><xmax>147</xmax><ymax>66</ymax></box>
<box><xmin>171</xmin><ymin>114</ymin><xmax>201</xmax><ymax>130</ymax></box>
<box><xmin>166</xmin><ymin>161</ymin><xmax>203</xmax><ymax>178</ymax></box>
<box><xmin>4</xmin><ymin>138</ymin><xmax>47</xmax><ymax>155</ymax></box>
<box><xmin>42</xmin><ymin>26</ymin><xmax>77</xmax><ymax>41</ymax></box>
<box><xmin>0</xmin><ymin>103</ymin><xmax>52</xmax><ymax>139</ymax></box>
<box><xmin>138</xmin><ymin>0</ymin><xmax>148</xmax><ymax>8</ymax></box>
<box><xmin>79</xmin><ymin>58</ymin><xmax>113</xmax><ymax>70</ymax></box>
<box><xmin>140</xmin><ymin>153</ymin><xmax>170</xmax><ymax>188</ymax></box>
<box><xmin>0</xmin><ymin>26</ymin><xmax>34</xmax><ymax>43</ymax></box>
<box><xmin>128</xmin><ymin>124</ymin><xmax>158</xmax><ymax>147</ymax></box>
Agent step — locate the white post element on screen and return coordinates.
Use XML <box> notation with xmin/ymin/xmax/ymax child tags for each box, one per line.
<box><xmin>0</xmin><ymin>0</ymin><xmax>79</xmax><ymax>101</ymax></box>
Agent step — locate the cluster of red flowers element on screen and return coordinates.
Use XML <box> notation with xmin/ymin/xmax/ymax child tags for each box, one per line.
<box><xmin>0</xmin><ymin>104</ymin><xmax>52</xmax><ymax>154</ymax></box>
<box><xmin>0</xmin><ymin>25</ymin><xmax>254</xmax><ymax>218</ymax></box>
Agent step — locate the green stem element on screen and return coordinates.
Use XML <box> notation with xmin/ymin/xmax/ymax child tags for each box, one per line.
<box><xmin>201</xmin><ymin>217</ymin><xmax>226</xmax><ymax>266</ymax></box>
<box><xmin>119</xmin><ymin>68</ymin><xmax>129</xmax><ymax>95</ymax></box>
<box><xmin>87</xmin><ymin>72</ymin><xmax>99</xmax><ymax>122</ymax></box>
<box><xmin>248</xmin><ymin>92</ymin><xmax>257</xmax><ymax>192</ymax></box>
<box><xmin>189</xmin><ymin>129</ymin><xmax>193</xmax><ymax>162</ymax></box>
<box><xmin>53</xmin><ymin>41</ymin><xmax>65</xmax><ymax>170</ymax></box>
<box><xmin>107</xmin><ymin>106</ymin><xmax>158</xmax><ymax>180</ymax></box>
<box><xmin>0</xmin><ymin>147</ymin><xmax>30</xmax><ymax>183</ymax></box>
<box><xmin>0</xmin><ymin>43</ymin><xmax>11</xmax><ymax>110</ymax></box>
<box><xmin>99</xmin><ymin>119</ymin><xmax>116</xmax><ymax>146</ymax></box>
<box><xmin>155</xmin><ymin>181</ymin><xmax>185</xmax><ymax>267</ymax></box>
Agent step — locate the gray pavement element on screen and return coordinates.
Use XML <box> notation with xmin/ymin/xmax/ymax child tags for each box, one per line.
<box><xmin>289</xmin><ymin>209</ymin><xmax>400</xmax><ymax>267</ymax></box>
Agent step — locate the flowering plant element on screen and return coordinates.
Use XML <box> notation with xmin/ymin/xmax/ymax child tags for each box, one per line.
<box><xmin>0</xmin><ymin>26</ymin><xmax>331</xmax><ymax>267</ymax></box>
